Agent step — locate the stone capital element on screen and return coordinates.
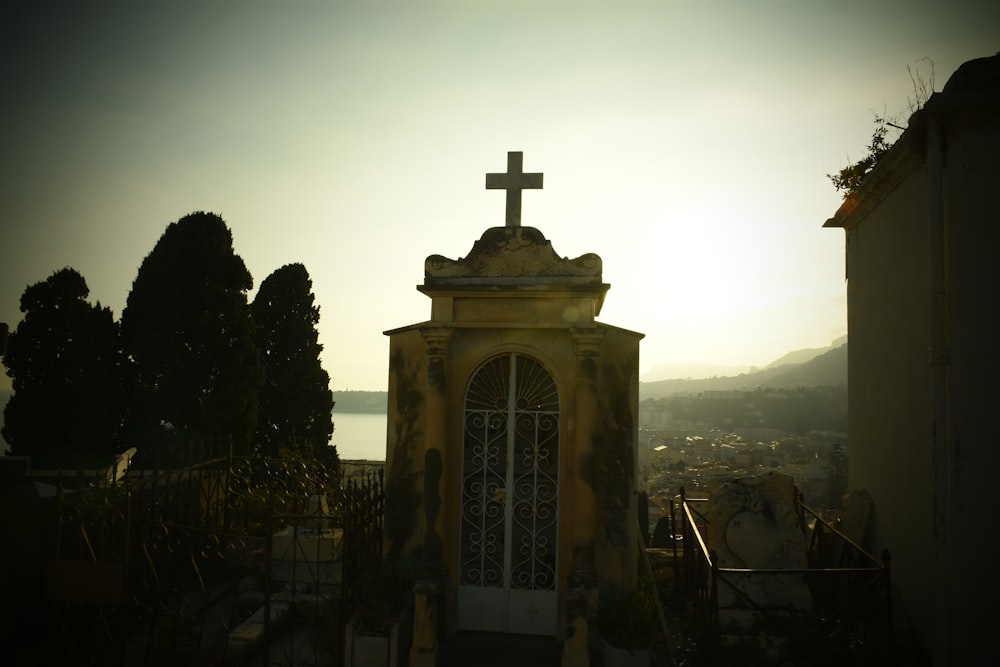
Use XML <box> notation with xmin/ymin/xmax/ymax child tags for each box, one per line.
<box><xmin>420</xmin><ymin>326</ymin><xmax>454</xmax><ymax>358</ymax></box>
<box><xmin>570</xmin><ymin>327</ymin><xmax>605</xmax><ymax>359</ymax></box>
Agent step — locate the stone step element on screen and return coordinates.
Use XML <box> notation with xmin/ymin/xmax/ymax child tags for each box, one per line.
<box><xmin>225</xmin><ymin>599</ymin><xmax>292</xmax><ymax>661</ymax></box>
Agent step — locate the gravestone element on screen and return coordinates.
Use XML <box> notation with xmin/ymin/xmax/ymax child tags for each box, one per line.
<box><xmin>707</xmin><ymin>472</ymin><xmax>811</xmax><ymax>630</ymax></box>
<box><xmin>270</xmin><ymin>494</ymin><xmax>343</xmax><ymax>589</ymax></box>
<box><xmin>228</xmin><ymin>495</ymin><xmax>342</xmax><ymax>660</ymax></box>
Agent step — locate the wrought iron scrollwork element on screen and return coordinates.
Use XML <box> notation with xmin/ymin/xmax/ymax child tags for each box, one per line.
<box><xmin>460</xmin><ymin>353</ymin><xmax>559</xmax><ymax>592</ymax></box>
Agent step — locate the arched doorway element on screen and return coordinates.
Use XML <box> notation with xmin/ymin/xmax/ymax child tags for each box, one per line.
<box><xmin>457</xmin><ymin>352</ymin><xmax>560</xmax><ymax>635</ymax></box>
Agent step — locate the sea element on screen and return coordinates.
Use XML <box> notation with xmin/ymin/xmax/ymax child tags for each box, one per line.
<box><xmin>330</xmin><ymin>412</ymin><xmax>387</xmax><ymax>461</ymax></box>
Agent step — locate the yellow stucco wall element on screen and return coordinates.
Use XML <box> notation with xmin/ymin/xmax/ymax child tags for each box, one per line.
<box><xmin>383</xmin><ymin>225</ymin><xmax>643</xmax><ymax>637</ymax></box>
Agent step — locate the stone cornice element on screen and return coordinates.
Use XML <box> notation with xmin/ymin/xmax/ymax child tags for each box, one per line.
<box><xmin>424</xmin><ymin>226</ymin><xmax>602</xmax><ymax>286</ymax></box>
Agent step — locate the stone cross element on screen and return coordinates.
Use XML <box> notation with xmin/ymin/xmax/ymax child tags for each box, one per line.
<box><xmin>486</xmin><ymin>151</ymin><xmax>543</xmax><ymax>228</ymax></box>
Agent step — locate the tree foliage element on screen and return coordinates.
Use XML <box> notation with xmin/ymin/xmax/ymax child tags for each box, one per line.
<box><xmin>252</xmin><ymin>263</ymin><xmax>335</xmax><ymax>460</ymax></box>
<box><xmin>121</xmin><ymin>212</ymin><xmax>263</xmax><ymax>465</ymax></box>
<box><xmin>2</xmin><ymin>212</ymin><xmax>338</xmax><ymax>471</ymax></box>
<box><xmin>1</xmin><ymin>268</ymin><xmax>125</xmax><ymax>468</ymax></box>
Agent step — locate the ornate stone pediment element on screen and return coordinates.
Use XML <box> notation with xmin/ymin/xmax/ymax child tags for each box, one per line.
<box><xmin>424</xmin><ymin>226</ymin><xmax>602</xmax><ymax>285</ymax></box>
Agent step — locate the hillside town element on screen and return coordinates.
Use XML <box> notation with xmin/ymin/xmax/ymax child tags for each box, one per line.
<box><xmin>637</xmin><ymin>383</ymin><xmax>848</xmax><ymax>539</ymax></box>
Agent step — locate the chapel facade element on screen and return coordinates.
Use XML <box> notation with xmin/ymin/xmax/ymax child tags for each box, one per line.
<box><xmin>383</xmin><ymin>152</ymin><xmax>643</xmax><ymax>643</ymax></box>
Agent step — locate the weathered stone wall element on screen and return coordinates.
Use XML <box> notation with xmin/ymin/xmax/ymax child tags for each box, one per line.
<box><xmin>384</xmin><ymin>330</ymin><xmax>427</xmax><ymax>561</ymax></box>
<box><xmin>591</xmin><ymin>327</ymin><xmax>641</xmax><ymax>590</ymax></box>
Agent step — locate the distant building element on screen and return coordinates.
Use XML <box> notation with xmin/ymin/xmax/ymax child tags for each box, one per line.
<box><xmin>824</xmin><ymin>54</ymin><xmax>1000</xmax><ymax>665</ymax></box>
<box><xmin>638</xmin><ymin>403</ymin><xmax>672</xmax><ymax>427</ymax></box>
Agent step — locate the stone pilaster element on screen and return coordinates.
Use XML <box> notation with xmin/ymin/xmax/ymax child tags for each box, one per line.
<box><xmin>562</xmin><ymin>569</ymin><xmax>598</xmax><ymax>666</ymax></box>
<box><xmin>570</xmin><ymin>327</ymin><xmax>604</xmax><ymax>572</ymax></box>
<box><xmin>409</xmin><ymin>580</ymin><xmax>439</xmax><ymax>667</ymax></box>
<box><xmin>419</xmin><ymin>327</ymin><xmax>453</xmax><ymax>575</ymax></box>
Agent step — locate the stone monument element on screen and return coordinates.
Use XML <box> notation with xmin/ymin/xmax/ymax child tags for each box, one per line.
<box><xmin>383</xmin><ymin>152</ymin><xmax>644</xmax><ymax>652</ymax></box>
<box><xmin>707</xmin><ymin>472</ymin><xmax>811</xmax><ymax>631</ymax></box>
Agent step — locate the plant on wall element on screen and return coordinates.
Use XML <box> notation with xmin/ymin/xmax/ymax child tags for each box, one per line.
<box><xmin>827</xmin><ymin>59</ymin><xmax>935</xmax><ymax>198</ymax></box>
<box><xmin>827</xmin><ymin>117</ymin><xmax>895</xmax><ymax>196</ymax></box>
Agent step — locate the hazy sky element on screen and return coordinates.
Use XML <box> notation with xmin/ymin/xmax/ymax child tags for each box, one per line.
<box><xmin>1</xmin><ymin>1</ymin><xmax>997</xmax><ymax>391</ymax></box>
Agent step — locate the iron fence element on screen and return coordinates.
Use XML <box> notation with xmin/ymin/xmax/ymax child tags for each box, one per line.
<box><xmin>673</xmin><ymin>487</ymin><xmax>894</xmax><ymax>665</ymax></box>
<box><xmin>40</xmin><ymin>453</ymin><xmax>383</xmax><ymax>666</ymax></box>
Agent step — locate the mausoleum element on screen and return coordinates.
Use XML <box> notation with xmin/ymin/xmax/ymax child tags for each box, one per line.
<box><xmin>383</xmin><ymin>152</ymin><xmax>643</xmax><ymax>649</ymax></box>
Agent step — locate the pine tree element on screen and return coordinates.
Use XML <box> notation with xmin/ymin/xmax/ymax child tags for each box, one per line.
<box><xmin>252</xmin><ymin>263</ymin><xmax>335</xmax><ymax>461</ymax></box>
<box><xmin>1</xmin><ymin>268</ymin><xmax>125</xmax><ymax>468</ymax></box>
<box><xmin>121</xmin><ymin>212</ymin><xmax>262</xmax><ymax>465</ymax></box>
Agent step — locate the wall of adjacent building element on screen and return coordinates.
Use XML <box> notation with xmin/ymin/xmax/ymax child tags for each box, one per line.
<box><xmin>838</xmin><ymin>76</ymin><xmax>1000</xmax><ymax>662</ymax></box>
<box><xmin>845</xmin><ymin>160</ymin><xmax>935</xmax><ymax>646</ymax></box>
<box><xmin>936</xmin><ymin>104</ymin><xmax>1000</xmax><ymax>662</ymax></box>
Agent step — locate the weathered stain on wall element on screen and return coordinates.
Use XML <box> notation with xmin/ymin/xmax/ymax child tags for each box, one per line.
<box><xmin>596</xmin><ymin>361</ymin><xmax>635</xmax><ymax>538</ymax></box>
<box><xmin>422</xmin><ymin>448</ymin><xmax>444</xmax><ymax>566</ymax></box>
<box><xmin>385</xmin><ymin>344</ymin><xmax>423</xmax><ymax>558</ymax></box>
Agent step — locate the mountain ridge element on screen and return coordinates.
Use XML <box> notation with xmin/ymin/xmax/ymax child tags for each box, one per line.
<box><xmin>641</xmin><ymin>335</ymin><xmax>846</xmax><ymax>382</ymax></box>
<box><xmin>765</xmin><ymin>333</ymin><xmax>847</xmax><ymax>369</ymax></box>
<box><xmin>639</xmin><ymin>342</ymin><xmax>846</xmax><ymax>399</ymax></box>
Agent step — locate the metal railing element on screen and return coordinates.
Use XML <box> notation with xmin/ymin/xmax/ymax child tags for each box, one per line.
<box><xmin>672</xmin><ymin>487</ymin><xmax>893</xmax><ymax>664</ymax></box>
<box><xmin>39</xmin><ymin>453</ymin><xmax>384</xmax><ymax>666</ymax></box>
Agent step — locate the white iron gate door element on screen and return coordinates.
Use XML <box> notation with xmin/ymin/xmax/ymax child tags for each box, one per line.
<box><xmin>457</xmin><ymin>353</ymin><xmax>559</xmax><ymax>635</ymax></box>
